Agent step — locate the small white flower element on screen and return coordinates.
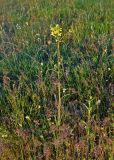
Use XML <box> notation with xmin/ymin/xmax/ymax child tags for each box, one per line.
<box><xmin>54</xmin><ymin>64</ymin><xmax>56</xmax><ymax>67</ymax></box>
<box><xmin>25</xmin><ymin>22</ymin><xmax>28</xmax><ymax>26</ymax></box>
<box><xmin>16</xmin><ymin>24</ymin><xmax>21</xmax><ymax>30</ymax></box>
<box><xmin>63</xmin><ymin>88</ymin><xmax>67</xmax><ymax>93</ymax></box>
<box><xmin>90</xmin><ymin>25</ymin><xmax>93</xmax><ymax>30</ymax></box>
<box><xmin>89</xmin><ymin>96</ymin><xmax>92</xmax><ymax>100</ymax></box>
<box><xmin>96</xmin><ymin>100</ymin><xmax>101</xmax><ymax>105</ymax></box>
<box><xmin>41</xmin><ymin>62</ymin><xmax>43</xmax><ymax>66</ymax></box>
<box><xmin>35</xmin><ymin>33</ymin><xmax>40</xmax><ymax>37</ymax></box>
<box><xmin>37</xmin><ymin>37</ymin><xmax>41</xmax><ymax>40</ymax></box>
<box><xmin>104</xmin><ymin>49</ymin><xmax>107</xmax><ymax>53</ymax></box>
<box><xmin>108</xmin><ymin>68</ymin><xmax>111</xmax><ymax>71</ymax></box>
<box><xmin>47</xmin><ymin>118</ymin><xmax>51</xmax><ymax>121</ymax></box>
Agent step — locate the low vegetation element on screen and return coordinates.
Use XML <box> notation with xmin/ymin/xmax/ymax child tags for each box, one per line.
<box><xmin>0</xmin><ymin>0</ymin><xmax>114</xmax><ymax>159</ymax></box>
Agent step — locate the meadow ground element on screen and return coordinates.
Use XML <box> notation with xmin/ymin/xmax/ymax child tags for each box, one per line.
<box><xmin>0</xmin><ymin>0</ymin><xmax>114</xmax><ymax>159</ymax></box>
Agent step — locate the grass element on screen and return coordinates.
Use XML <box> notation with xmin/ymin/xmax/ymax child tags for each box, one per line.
<box><xmin>0</xmin><ymin>0</ymin><xmax>114</xmax><ymax>159</ymax></box>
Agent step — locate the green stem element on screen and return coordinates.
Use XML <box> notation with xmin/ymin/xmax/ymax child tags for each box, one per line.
<box><xmin>57</xmin><ymin>41</ymin><xmax>61</xmax><ymax>128</ymax></box>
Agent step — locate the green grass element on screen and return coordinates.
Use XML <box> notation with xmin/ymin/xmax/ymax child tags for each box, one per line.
<box><xmin>0</xmin><ymin>0</ymin><xmax>114</xmax><ymax>159</ymax></box>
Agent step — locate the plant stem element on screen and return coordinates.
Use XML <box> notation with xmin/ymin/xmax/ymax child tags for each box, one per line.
<box><xmin>57</xmin><ymin>41</ymin><xmax>61</xmax><ymax>128</ymax></box>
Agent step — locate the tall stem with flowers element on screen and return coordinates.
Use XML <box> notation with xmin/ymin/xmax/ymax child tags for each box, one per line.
<box><xmin>50</xmin><ymin>24</ymin><xmax>62</xmax><ymax>129</ymax></box>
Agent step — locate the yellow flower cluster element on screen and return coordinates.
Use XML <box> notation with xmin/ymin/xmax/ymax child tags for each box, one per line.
<box><xmin>50</xmin><ymin>24</ymin><xmax>62</xmax><ymax>39</ymax></box>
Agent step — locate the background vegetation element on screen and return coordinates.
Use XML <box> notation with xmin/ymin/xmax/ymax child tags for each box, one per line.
<box><xmin>0</xmin><ymin>0</ymin><xmax>114</xmax><ymax>159</ymax></box>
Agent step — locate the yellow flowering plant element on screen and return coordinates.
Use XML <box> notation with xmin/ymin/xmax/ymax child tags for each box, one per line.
<box><xmin>50</xmin><ymin>24</ymin><xmax>62</xmax><ymax>129</ymax></box>
<box><xmin>50</xmin><ymin>24</ymin><xmax>62</xmax><ymax>41</ymax></box>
